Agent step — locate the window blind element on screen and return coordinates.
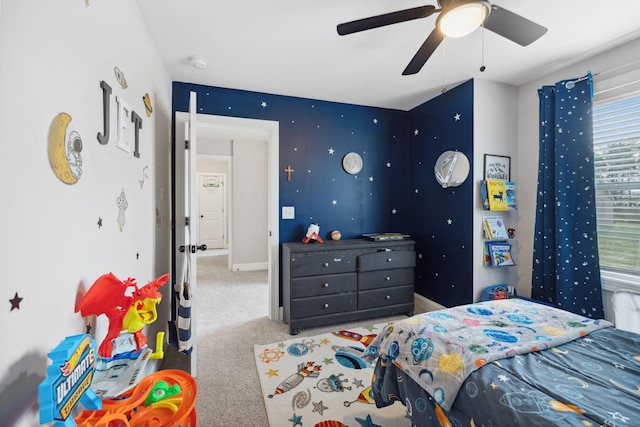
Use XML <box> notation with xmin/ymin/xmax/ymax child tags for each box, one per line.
<box><xmin>593</xmin><ymin>60</ymin><xmax>640</xmax><ymax>103</ymax></box>
<box><xmin>592</xmin><ymin>94</ymin><xmax>640</xmax><ymax>273</ymax></box>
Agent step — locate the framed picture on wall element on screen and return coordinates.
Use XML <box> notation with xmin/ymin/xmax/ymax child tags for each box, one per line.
<box><xmin>484</xmin><ymin>154</ymin><xmax>511</xmax><ymax>180</ymax></box>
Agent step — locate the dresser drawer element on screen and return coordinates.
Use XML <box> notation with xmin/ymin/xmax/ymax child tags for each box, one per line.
<box><xmin>358</xmin><ymin>250</ymin><xmax>415</xmax><ymax>272</ymax></box>
<box><xmin>358</xmin><ymin>284</ymin><xmax>414</xmax><ymax>310</ymax></box>
<box><xmin>291</xmin><ymin>253</ymin><xmax>356</xmax><ymax>277</ymax></box>
<box><xmin>358</xmin><ymin>267</ymin><xmax>414</xmax><ymax>291</ymax></box>
<box><xmin>291</xmin><ymin>293</ymin><xmax>357</xmax><ymax>318</ymax></box>
<box><xmin>291</xmin><ymin>273</ymin><xmax>357</xmax><ymax>298</ymax></box>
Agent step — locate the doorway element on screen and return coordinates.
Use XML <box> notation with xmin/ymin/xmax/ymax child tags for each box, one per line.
<box><xmin>192</xmin><ymin>114</ymin><xmax>280</xmax><ymax>320</ymax></box>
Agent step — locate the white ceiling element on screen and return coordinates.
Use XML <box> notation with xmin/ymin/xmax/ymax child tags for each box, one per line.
<box><xmin>135</xmin><ymin>0</ymin><xmax>640</xmax><ymax>111</ymax></box>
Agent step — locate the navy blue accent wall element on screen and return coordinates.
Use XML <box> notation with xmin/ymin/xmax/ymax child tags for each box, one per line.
<box><xmin>172</xmin><ymin>80</ymin><xmax>475</xmax><ymax>307</ymax></box>
<box><xmin>407</xmin><ymin>80</ymin><xmax>475</xmax><ymax>306</ymax></box>
<box><xmin>173</xmin><ymin>83</ymin><xmax>410</xmax><ymax>242</ymax></box>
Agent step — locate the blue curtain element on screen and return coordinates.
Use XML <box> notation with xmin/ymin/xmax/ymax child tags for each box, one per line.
<box><xmin>532</xmin><ymin>72</ymin><xmax>604</xmax><ymax>318</ymax></box>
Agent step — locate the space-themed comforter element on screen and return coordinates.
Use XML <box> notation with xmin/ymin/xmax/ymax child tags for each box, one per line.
<box><xmin>363</xmin><ymin>299</ymin><xmax>640</xmax><ymax>426</ymax></box>
<box><xmin>362</xmin><ymin>299</ymin><xmax>612</xmax><ymax>411</ymax></box>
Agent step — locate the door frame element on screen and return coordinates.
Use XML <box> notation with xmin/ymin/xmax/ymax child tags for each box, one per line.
<box><xmin>174</xmin><ymin>113</ymin><xmax>280</xmax><ymax>321</ymax></box>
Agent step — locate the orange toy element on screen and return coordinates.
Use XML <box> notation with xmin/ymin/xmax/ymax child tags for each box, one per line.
<box><xmin>74</xmin><ymin>369</ymin><xmax>197</xmax><ymax>427</ymax></box>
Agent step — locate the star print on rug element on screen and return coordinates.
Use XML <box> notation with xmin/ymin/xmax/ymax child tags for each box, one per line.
<box><xmin>356</xmin><ymin>414</ymin><xmax>382</xmax><ymax>427</ymax></box>
<box><xmin>312</xmin><ymin>401</ymin><xmax>328</xmax><ymax>416</ymax></box>
<box><xmin>9</xmin><ymin>292</ymin><xmax>23</xmax><ymax>311</ymax></box>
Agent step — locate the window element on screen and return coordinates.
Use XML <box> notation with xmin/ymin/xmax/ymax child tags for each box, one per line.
<box><xmin>592</xmin><ymin>94</ymin><xmax>640</xmax><ymax>275</ymax></box>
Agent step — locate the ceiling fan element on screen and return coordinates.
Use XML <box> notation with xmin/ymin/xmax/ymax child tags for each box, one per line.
<box><xmin>337</xmin><ymin>0</ymin><xmax>547</xmax><ymax>76</ymax></box>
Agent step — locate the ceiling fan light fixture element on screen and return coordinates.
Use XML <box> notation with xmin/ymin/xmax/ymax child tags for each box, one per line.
<box><xmin>437</xmin><ymin>0</ymin><xmax>490</xmax><ymax>38</ymax></box>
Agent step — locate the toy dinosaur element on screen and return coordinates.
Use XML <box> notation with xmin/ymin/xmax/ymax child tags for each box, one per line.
<box><xmin>76</xmin><ymin>272</ymin><xmax>168</xmax><ymax>358</ymax></box>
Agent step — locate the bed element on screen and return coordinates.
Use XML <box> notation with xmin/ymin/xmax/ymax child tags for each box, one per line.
<box><xmin>362</xmin><ymin>298</ymin><xmax>640</xmax><ymax>426</ymax></box>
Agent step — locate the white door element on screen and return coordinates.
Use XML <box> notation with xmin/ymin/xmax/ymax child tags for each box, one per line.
<box><xmin>174</xmin><ymin>91</ymin><xmax>201</xmax><ymax>376</ymax></box>
<box><xmin>198</xmin><ymin>173</ymin><xmax>226</xmax><ymax>250</ymax></box>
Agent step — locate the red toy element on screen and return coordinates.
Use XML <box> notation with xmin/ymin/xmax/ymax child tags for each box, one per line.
<box><xmin>75</xmin><ymin>272</ymin><xmax>169</xmax><ymax>358</ymax></box>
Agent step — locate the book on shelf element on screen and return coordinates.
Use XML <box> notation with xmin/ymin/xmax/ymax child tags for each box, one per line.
<box><xmin>488</xmin><ymin>242</ymin><xmax>515</xmax><ymax>267</ymax></box>
<box><xmin>505</xmin><ymin>181</ymin><xmax>517</xmax><ymax>210</ymax></box>
<box><xmin>483</xmin><ymin>241</ymin><xmax>495</xmax><ymax>267</ymax></box>
<box><xmin>483</xmin><ymin>215</ymin><xmax>509</xmax><ymax>240</ymax></box>
<box><xmin>485</xmin><ymin>180</ymin><xmax>509</xmax><ymax>210</ymax></box>
<box><xmin>480</xmin><ymin>180</ymin><xmax>490</xmax><ymax>210</ymax></box>
<box><xmin>362</xmin><ymin>233</ymin><xmax>411</xmax><ymax>241</ymax></box>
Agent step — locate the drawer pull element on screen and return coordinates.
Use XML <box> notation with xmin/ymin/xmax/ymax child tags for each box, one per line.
<box><xmin>387</xmin><ymin>258</ymin><xmax>392</xmax><ymax>262</ymax></box>
<box><xmin>323</xmin><ymin>283</ymin><xmax>329</xmax><ymax>288</ymax></box>
<box><xmin>324</xmin><ymin>303</ymin><xmax>329</xmax><ymax>308</ymax></box>
<box><xmin>385</xmin><ymin>295</ymin><xmax>391</xmax><ymax>300</ymax></box>
<box><xmin>385</xmin><ymin>276</ymin><xmax>391</xmax><ymax>281</ymax></box>
<box><xmin>323</xmin><ymin>262</ymin><xmax>329</xmax><ymax>267</ymax></box>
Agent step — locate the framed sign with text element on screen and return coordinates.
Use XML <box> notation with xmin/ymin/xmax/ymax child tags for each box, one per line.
<box><xmin>484</xmin><ymin>154</ymin><xmax>511</xmax><ymax>180</ymax></box>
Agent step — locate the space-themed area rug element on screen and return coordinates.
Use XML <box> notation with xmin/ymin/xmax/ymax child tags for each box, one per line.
<box><xmin>254</xmin><ymin>322</ymin><xmax>411</xmax><ymax>427</ymax></box>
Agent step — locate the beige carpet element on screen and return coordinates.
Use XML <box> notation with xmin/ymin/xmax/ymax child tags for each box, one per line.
<box><xmin>164</xmin><ymin>254</ymin><xmax>408</xmax><ymax>426</ymax></box>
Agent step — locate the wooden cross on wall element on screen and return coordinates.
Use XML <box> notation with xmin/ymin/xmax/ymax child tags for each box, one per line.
<box><xmin>283</xmin><ymin>165</ymin><xmax>295</xmax><ymax>181</ymax></box>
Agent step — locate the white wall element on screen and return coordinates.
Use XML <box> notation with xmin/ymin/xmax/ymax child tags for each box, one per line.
<box><xmin>232</xmin><ymin>140</ymin><xmax>268</xmax><ymax>269</ymax></box>
<box><xmin>0</xmin><ymin>1</ymin><xmax>171</xmax><ymax>425</ymax></box>
<box><xmin>516</xmin><ymin>37</ymin><xmax>640</xmax><ymax>318</ymax></box>
<box><xmin>473</xmin><ymin>79</ymin><xmax>519</xmax><ymax>300</ymax></box>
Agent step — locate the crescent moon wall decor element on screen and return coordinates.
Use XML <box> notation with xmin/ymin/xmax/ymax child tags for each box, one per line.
<box><xmin>48</xmin><ymin>112</ymin><xmax>83</xmax><ymax>185</ymax></box>
<box><xmin>143</xmin><ymin>93</ymin><xmax>153</xmax><ymax>117</ymax></box>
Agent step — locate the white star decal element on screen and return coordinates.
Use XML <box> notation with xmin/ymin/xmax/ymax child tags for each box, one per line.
<box><xmin>386</xmin><ymin>162</ymin><xmax>392</xmax><ymax>167</ymax></box>
<box><xmin>332</xmin><ymin>200</ymin><xmax>337</xmax><ymax>205</ymax></box>
<box><xmin>447</xmin><ymin>218</ymin><xmax>453</xmax><ymax>225</ymax></box>
<box><xmin>328</xmin><ymin>148</ymin><xmax>335</xmax><ymax>154</ymax></box>
<box><xmin>414</xmin><ymin>129</ymin><xmax>419</xmax><ymax>135</ymax></box>
<box><xmin>369</xmin><ymin>176</ymin><xmax>374</xmax><ymax>182</ymax></box>
<box><xmin>373</xmin><ymin>118</ymin><xmax>378</xmax><ymax>124</ymax></box>
<box><xmin>454</xmin><ymin>113</ymin><xmax>461</xmax><ymax>121</ymax></box>
<box><xmin>608</xmin><ymin>412</ymin><xmax>629</xmax><ymax>423</ymax></box>
<box><xmin>392</xmin><ymin>209</ymin><xmax>397</xmax><ymax>214</ymax></box>
<box><xmin>261</xmin><ymin>101</ymin><xmax>267</xmax><ymax>108</ymax></box>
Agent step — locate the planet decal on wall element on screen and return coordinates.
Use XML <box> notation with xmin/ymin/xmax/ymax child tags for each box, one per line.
<box><xmin>331</xmin><ymin>230</ymin><xmax>341</xmax><ymax>240</ymax></box>
<box><xmin>48</xmin><ymin>112</ymin><xmax>83</xmax><ymax>185</ymax></box>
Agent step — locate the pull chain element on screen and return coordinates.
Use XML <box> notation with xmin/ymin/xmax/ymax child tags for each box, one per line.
<box><xmin>480</xmin><ymin>24</ymin><xmax>486</xmax><ymax>72</ymax></box>
<box><xmin>441</xmin><ymin>37</ymin><xmax>447</xmax><ymax>93</ymax></box>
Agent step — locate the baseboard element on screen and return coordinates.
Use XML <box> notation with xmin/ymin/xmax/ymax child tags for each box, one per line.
<box><xmin>232</xmin><ymin>262</ymin><xmax>268</xmax><ymax>272</ymax></box>
<box><xmin>414</xmin><ymin>293</ymin><xmax>446</xmax><ymax>314</ymax></box>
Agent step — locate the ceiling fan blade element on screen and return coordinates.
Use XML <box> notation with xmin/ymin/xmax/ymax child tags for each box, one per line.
<box><xmin>402</xmin><ymin>28</ymin><xmax>444</xmax><ymax>75</ymax></box>
<box><xmin>484</xmin><ymin>5</ymin><xmax>547</xmax><ymax>46</ymax></box>
<box><xmin>337</xmin><ymin>5</ymin><xmax>437</xmax><ymax>36</ymax></box>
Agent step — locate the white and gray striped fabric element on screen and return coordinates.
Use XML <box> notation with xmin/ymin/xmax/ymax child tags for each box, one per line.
<box><xmin>174</xmin><ymin>253</ymin><xmax>193</xmax><ymax>354</ymax></box>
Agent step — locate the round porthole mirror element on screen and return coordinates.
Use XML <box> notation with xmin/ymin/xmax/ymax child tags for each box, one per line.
<box><xmin>434</xmin><ymin>150</ymin><xmax>470</xmax><ymax>188</ymax></box>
